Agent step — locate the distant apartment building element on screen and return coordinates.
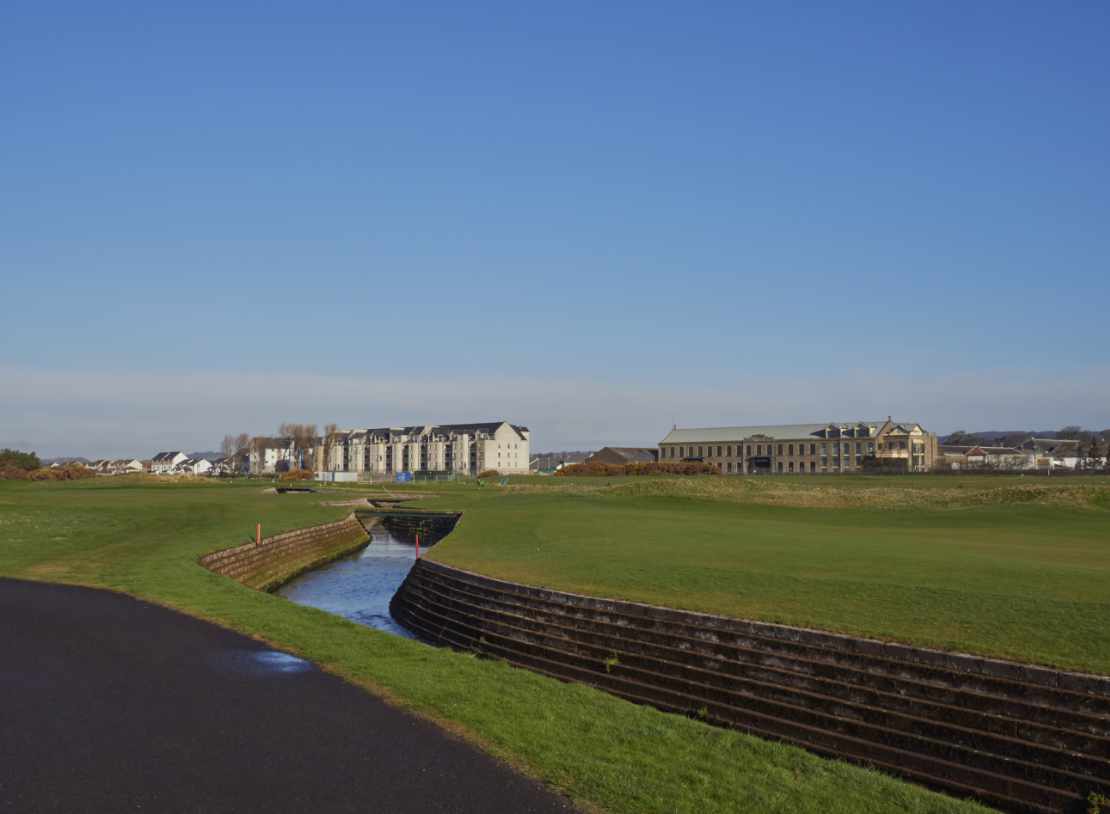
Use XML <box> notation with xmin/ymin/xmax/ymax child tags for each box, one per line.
<box><xmin>323</xmin><ymin>421</ymin><xmax>530</xmax><ymax>477</ymax></box>
<box><xmin>658</xmin><ymin>418</ymin><xmax>938</xmax><ymax>474</ymax></box>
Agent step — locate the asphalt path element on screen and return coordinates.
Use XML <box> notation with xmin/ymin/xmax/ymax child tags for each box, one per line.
<box><xmin>0</xmin><ymin>578</ymin><xmax>574</xmax><ymax>813</ymax></box>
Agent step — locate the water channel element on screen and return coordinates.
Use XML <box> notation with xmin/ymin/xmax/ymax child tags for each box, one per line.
<box><xmin>276</xmin><ymin>524</ymin><xmax>416</xmax><ymax>638</ymax></box>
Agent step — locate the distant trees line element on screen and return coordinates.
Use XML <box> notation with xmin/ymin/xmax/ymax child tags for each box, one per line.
<box><xmin>944</xmin><ymin>425</ymin><xmax>1109</xmax><ymax>447</ymax></box>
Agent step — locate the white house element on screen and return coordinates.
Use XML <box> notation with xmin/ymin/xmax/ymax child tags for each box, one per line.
<box><xmin>1021</xmin><ymin>438</ymin><xmax>1080</xmax><ymax>470</ymax></box>
<box><xmin>176</xmin><ymin>457</ymin><xmax>212</xmax><ymax>476</ymax></box>
<box><xmin>248</xmin><ymin>438</ymin><xmax>296</xmax><ymax>475</ymax></box>
<box><xmin>209</xmin><ymin>456</ymin><xmax>241</xmax><ymax>476</ymax></box>
<box><xmin>185</xmin><ymin>457</ymin><xmax>210</xmax><ymax>475</ymax></box>
<box><xmin>151</xmin><ymin>451</ymin><xmax>188</xmax><ymax>474</ymax></box>
<box><xmin>111</xmin><ymin>459</ymin><xmax>144</xmax><ymax>474</ymax></box>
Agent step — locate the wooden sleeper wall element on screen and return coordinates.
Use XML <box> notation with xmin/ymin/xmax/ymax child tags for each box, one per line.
<box><xmin>391</xmin><ymin>559</ymin><xmax>1110</xmax><ymax>814</ymax></box>
<box><xmin>199</xmin><ymin>513</ymin><xmax>371</xmax><ymax>591</ymax></box>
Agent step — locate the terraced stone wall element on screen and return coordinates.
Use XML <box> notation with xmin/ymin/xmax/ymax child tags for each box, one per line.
<box><xmin>392</xmin><ymin>559</ymin><xmax>1110</xmax><ymax>814</ymax></box>
<box><xmin>200</xmin><ymin>513</ymin><xmax>372</xmax><ymax>591</ymax></box>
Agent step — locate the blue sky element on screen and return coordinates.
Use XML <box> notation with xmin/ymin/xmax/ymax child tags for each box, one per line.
<box><xmin>3</xmin><ymin>2</ymin><xmax>1109</xmax><ymax>456</ymax></box>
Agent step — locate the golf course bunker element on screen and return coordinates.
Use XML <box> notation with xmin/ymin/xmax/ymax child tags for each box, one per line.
<box><xmin>391</xmin><ymin>559</ymin><xmax>1110</xmax><ymax>814</ymax></box>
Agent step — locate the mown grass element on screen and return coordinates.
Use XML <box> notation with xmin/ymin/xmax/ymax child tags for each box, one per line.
<box><xmin>427</xmin><ymin>474</ymin><xmax>1110</xmax><ymax>674</ymax></box>
<box><xmin>0</xmin><ymin>476</ymin><xmax>989</xmax><ymax>814</ymax></box>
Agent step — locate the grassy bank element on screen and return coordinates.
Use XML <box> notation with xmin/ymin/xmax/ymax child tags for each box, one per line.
<box><xmin>429</xmin><ymin>474</ymin><xmax>1110</xmax><ymax>674</ymax></box>
<box><xmin>0</xmin><ymin>477</ymin><xmax>987</xmax><ymax>814</ymax></box>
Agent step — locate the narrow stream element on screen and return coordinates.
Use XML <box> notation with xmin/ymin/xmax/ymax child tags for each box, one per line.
<box><xmin>276</xmin><ymin>524</ymin><xmax>416</xmax><ymax>638</ymax></box>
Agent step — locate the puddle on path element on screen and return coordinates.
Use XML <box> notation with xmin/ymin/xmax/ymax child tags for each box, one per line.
<box><xmin>276</xmin><ymin>526</ymin><xmax>416</xmax><ymax>639</ymax></box>
<box><xmin>209</xmin><ymin>649</ymin><xmax>314</xmax><ymax>677</ymax></box>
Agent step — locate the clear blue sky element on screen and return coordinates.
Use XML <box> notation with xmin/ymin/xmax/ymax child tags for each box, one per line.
<box><xmin>3</xmin><ymin>2</ymin><xmax>1109</xmax><ymax>455</ymax></box>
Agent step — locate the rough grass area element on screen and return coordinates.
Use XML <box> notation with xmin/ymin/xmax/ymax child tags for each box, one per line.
<box><xmin>508</xmin><ymin>472</ymin><xmax>1110</xmax><ymax>509</ymax></box>
<box><xmin>0</xmin><ymin>478</ymin><xmax>987</xmax><ymax>814</ymax></box>
<box><xmin>424</xmin><ymin>474</ymin><xmax>1110</xmax><ymax>674</ymax></box>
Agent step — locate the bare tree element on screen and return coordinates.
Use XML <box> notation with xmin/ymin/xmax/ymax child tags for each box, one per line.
<box><xmin>276</xmin><ymin>423</ymin><xmax>320</xmax><ymax>470</ymax></box>
<box><xmin>1077</xmin><ymin>439</ymin><xmax>1091</xmax><ymax>468</ymax></box>
<box><xmin>234</xmin><ymin>433</ymin><xmax>250</xmax><ymax>453</ymax></box>
<box><xmin>220</xmin><ymin>435</ymin><xmax>238</xmax><ymax>458</ymax></box>
<box><xmin>296</xmin><ymin>423</ymin><xmax>318</xmax><ymax>470</ymax></box>
<box><xmin>1086</xmin><ymin>435</ymin><xmax>1105</xmax><ymax>469</ymax></box>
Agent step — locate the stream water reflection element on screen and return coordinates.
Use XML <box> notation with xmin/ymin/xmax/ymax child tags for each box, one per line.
<box><xmin>277</xmin><ymin>525</ymin><xmax>415</xmax><ymax>638</ymax></box>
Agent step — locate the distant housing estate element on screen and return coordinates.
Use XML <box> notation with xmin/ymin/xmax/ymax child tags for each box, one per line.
<box><xmin>940</xmin><ymin>438</ymin><xmax>1082</xmax><ymax>471</ymax></box>
<box><xmin>659</xmin><ymin>419</ymin><xmax>938</xmax><ymax>474</ymax></box>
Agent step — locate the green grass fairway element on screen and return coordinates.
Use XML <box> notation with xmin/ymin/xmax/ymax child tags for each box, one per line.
<box><xmin>0</xmin><ymin>477</ymin><xmax>990</xmax><ymax>814</ymax></box>
<box><xmin>430</xmin><ymin>475</ymin><xmax>1110</xmax><ymax>674</ymax></box>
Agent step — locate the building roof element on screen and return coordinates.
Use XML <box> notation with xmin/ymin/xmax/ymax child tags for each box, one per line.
<box><xmin>1023</xmin><ymin>438</ymin><xmax>1080</xmax><ymax>454</ymax></box>
<box><xmin>589</xmin><ymin>447</ymin><xmax>658</xmax><ymax>463</ymax></box>
<box><xmin>941</xmin><ymin>445</ymin><xmax>1022</xmax><ymax>455</ymax></box>
<box><xmin>659</xmin><ymin>421</ymin><xmax>919</xmax><ymax>444</ymax></box>
<box><xmin>152</xmin><ymin>451</ymin><xmax>182</xmax><ymax>462</ymax></box>
<box><xmin>435</xmin><ymin>421</ymin><xmax>529</xmax><ymax>438</ymax></box>
<box><xmin>360</xmin><ymin>422</ymin><xmax>530</xmax><ymax>441</ymax></box>
<box><xmin>251</xmin><ymin>437</ymin><xmax>292</xmax><ymax>450</ymax></box>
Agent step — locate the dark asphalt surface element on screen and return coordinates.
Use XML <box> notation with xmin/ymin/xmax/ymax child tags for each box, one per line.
<box><xmin>0</xmin><ymin>579</ymin><xmax>574</xmax><ymax>813</ymax></box>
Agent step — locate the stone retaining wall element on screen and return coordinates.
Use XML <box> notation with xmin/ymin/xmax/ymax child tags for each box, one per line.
<box><xmin>200</xmin><ymin>513</ymin><xmax>371</xmax><ymax>591</ymax></box>
<box><xmin>392</xmin><ymin>559</ymin><xmax>1110</xmax><ymax>814</ymax></box>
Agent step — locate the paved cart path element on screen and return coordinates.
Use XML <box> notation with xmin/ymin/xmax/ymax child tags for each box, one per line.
<box><xmin>0</xmin><ymin>579</ymin><xmax>573</xmax><ymax>814</ymax></box>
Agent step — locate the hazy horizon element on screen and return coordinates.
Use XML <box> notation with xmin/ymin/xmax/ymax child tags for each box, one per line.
<box><xmin>5</xmin><ymin>364</ymin><xmax>1108</xmax><ymax>459</ymax></box>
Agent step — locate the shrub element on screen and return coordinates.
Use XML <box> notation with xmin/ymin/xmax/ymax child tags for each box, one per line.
<box><xmin>477</xmin><ymin>469</ymin><xmax>500</xmax><ymax>479</ymax></box>
<box><xmin>0</xmin><ymin>448</ymin><xmax>41</xmax><ymax>472</ymax></box>
<box><xmin>555</xmin><ymin>461</ymin><xmax>720</xmax><ymax>477</ymax></box>
<box><xmin>27</xmin><ymin>465</ymin><xmax>95</xmax><ymax>481</ymax></box>
<box><xmin>279</xmin><ymin>467</ymin><xmax>314</xmax><ymax>482</ymax></box>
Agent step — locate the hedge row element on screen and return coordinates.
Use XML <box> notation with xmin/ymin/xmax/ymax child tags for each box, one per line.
<box><xmin>0</xmin><ymin>465</ymin><xmax>97</xmax><ymax>481</ymax></box>
<box><xmin>278</xmin><ymin>468</ymin><xmax>315</xmax><ymax>482</ymax></box>
<box><xmin>555</xmin><ymin>461</ymin><xmax>720</xmax><ymax>477</ymax></box>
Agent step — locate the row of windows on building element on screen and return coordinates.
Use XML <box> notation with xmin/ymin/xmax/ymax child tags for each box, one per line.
<box><xmin>663</xmin><ymin>441</ymin><xmax>914</xmax><ymax>459</ymax></box>
<box><xmin>716</xmin><ymin>460</ymin><xmax>860</xmax><ymax>473</ymax></box>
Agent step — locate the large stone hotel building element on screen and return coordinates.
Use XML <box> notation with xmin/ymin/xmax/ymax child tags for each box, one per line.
<box><xmin>322</xmin><ymin>421</ymin><xmax>530</xmax><ymax>477</ymax></box>
<box><xmin>659</xmin><ymin>418</ymin><xmax>937</xmax><ymax>474</ymax></box>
